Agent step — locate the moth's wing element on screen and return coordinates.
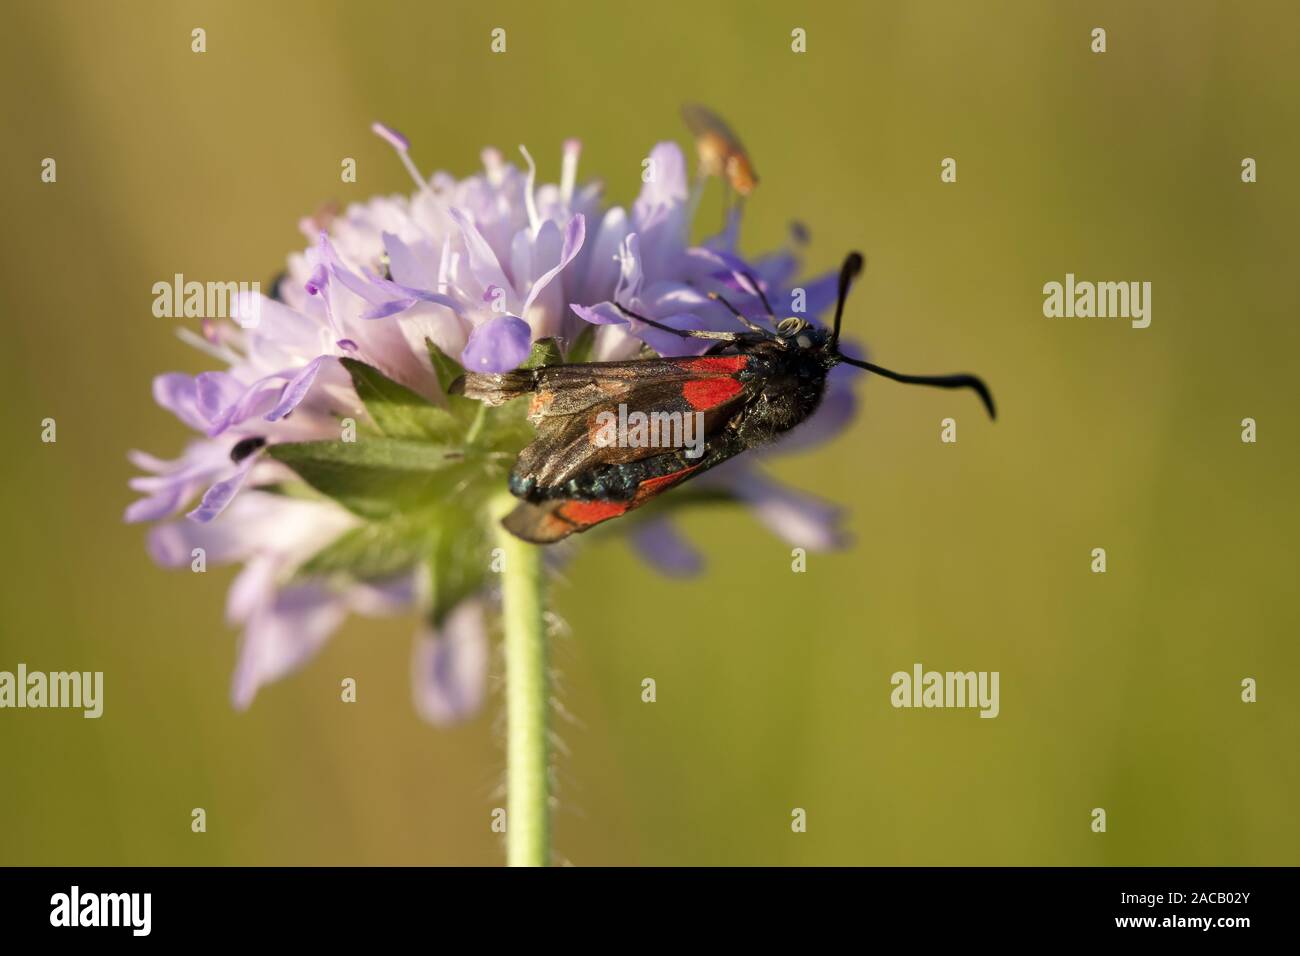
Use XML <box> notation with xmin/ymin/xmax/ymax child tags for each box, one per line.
<box><xmin>680</xmin><ymin>103</ymin><xmax>747</xmax><ymax>155</ymax></box>
<box><xmin>503</xmin><ymin>443</ymin><xmax>741</xmax><ymax>544</ymax></box>
<box><xmin>455</xmin><ymin>354</ymin><xmax>748</xmax><ymax>409</ymax></box>
<box><xmin>457</xmin><ymin>354</ymin><xmax>758</xmax><ymax>543</ymax></box>
<box><xmin>522</xmin><ymin>382</ymin><xmax>747</xmax><ymax>488</ymax></box>
<box><xmin>525</xmin><ymin>355</ymin><xmax>751</xmax><ymax>418</ymax></box>
<box><xmin>514</xmin><ymin>357</ymin><xmax>755</xmax><ymax>491</ymax></box>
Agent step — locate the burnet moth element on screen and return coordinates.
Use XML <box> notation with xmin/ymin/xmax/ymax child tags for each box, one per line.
<box><xmin>454</xmin><ymin>252</ymin><xmax>996</xmax><ymax>544</ymax></box>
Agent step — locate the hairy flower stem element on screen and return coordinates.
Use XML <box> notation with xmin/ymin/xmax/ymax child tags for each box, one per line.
<box><xmin>491</xmin><ymin>492</ymin><xmax>549</xmax><ymax>866</ymax></box>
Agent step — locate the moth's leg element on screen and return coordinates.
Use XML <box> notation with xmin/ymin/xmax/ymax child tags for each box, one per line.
<box><xmin>707</xmin><ymin>291</ymin><xmax>774</xmax><ymax>337</ymax></box>
<box><xmin>614</xmin><ymin>302</ymin><xmax>739</xmax><ymax>342</ymax></box>
<box><xmin>685</xmin><ymin>329</ymin><xmax>741</xmax><ymax>341</ymax></box>
<box><xmin>737</xmin><ymin>270</ymin><xmax>776</xmax><ymax>319</ymax></box>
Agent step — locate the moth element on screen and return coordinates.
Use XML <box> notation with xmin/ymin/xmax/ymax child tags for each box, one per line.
<box><xmin>454</xmin><ymin>253</ymin><xmax>995</xmax><ymax>543</ymax></box>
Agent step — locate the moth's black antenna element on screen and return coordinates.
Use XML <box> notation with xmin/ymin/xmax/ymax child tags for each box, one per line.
<box><xmin>838</xmin><ymin>355</ymin><xmax>996</xmax><ymax>420</ymax></box>
<box><xmin>830</xmin><ymin>252</ymin><xmax>864</xmax><ymax>350</ymax></box>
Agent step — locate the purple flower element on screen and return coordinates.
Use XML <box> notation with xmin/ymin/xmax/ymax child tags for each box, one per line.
<box><xmin>127</xmin><ymin>122</ymin><xmax>858</xmax><ymax>724</ymax></box>
<box><xmin>411</xmin><ymin>599</ymin><xmax>489</xmax><ymax>726</ymax></box>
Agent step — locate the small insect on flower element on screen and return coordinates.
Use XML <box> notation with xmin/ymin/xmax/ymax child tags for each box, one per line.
<box><xmin>454</xmin><ymin>253</ymin><xmax>996</xmax><ymax>543</ymax></box>
<box><xmin>681</xmin><ymin>102</ymin><xmax>759</xmax><ymax>197</ymax></box>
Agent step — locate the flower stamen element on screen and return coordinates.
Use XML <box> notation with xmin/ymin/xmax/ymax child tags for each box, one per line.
<box><xmin>560</xmin><ymin>139</ymin><xmax>581</xmax><ymax>206</ymax></box>
<box><xmin>519</xmin><ymin>145</ymin><xmax>541</xmax><ymax>233</ymax></box>
<box><xmin>372</xmin><ymin>121</ymin><xmax>437</xmax><ymax>204</ymax></box>
<box><xmin>175</xmin><ymin>327</ymin><xmax>242</xmax><ymax>365</ymax></box>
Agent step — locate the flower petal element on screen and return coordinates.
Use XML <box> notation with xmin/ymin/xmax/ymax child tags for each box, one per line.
<box><xmin>225</xmin><ymin>552</ymin><xmax>280</xmax><ymax>625</ymax></box>
<box><xmin>634</xmin><ymin>141</ymin><xmax>688</xmax><ymax>212</ymax></box>
<box><xmin>728</xmin><ymin>468</ymin><xmax>848</xmax><ymax>551</ymax></box>
<box><xmin>148</xmin><ymin>491</ymin><xmax>356</xmax><ymax>569</ymax></box>
<box><xmin>578</xmin><ymin>206</ymin><xmax>629</xmax><ymax>301</ymax></box>
<box><xmin>152</xmin><ymin>373</ymin><xmax>208</xmax><ymax>431</ymax></box>
<box><xmin>205</xmin><ymin>375</ymin><xmax>284</xmax><ymax>436</ymax></box>
<box><xmin>447</xmin><ymin>207</ymin><xmax>512</xmax><ymax>296</ymax></box>
<box><xmin>521</xmin><ymin>213</ymin><xmax>586</xmax><ymax>316</ymax></box>
<box><xmin>569</xmin><ymin>301</ymin><xmax>626</xmax><ymax>325</ymax></box>
<box><xmin>194</xmin><ymin>372</ymin><xmax>247</xmax><ymax>423</ymax></box>
<box><xmin>230</xmin><ymin>583</ymin><xmax>348</xmax><ymax>711</ymax></box>
<box><xmin>264</xmin><ymin>355</ymin><xmax>333</xmax><ymax>422</ymax></box>
<box><xmin>411</xmin><ymin>599</ymin><xmax>489</xmax><ymax>726</ymax></box>
<box><xmin>382</xmin><ymin>231</ymin><xmax>434</xmax><ymax>289</ymax></box>
<box><xmin>460</xmin><ymin>315</ymin><xmax>532</xmax><ymax>372</ymax></box>
<box><xmin>124</xmin><ymin>485</ymin><xmax>191</xmax><ymax>524</ymax></box>
<box><xmin>360</xmin><ymin>297</ymin><xmax>418</xmax><ymax>320</ymax></box>
<box><xmin>124</xmin><ymin>440</ymin><xmax>235</xmax><ymax>523</ymax></box>
<box><xmin>186</xmin><ymin>454</ymin><xmax>257</xmax><ymax>523</ymax></box>
<box><xmin>629</xmin><ymin>518</ymin><xmax>704</xmax><ymax>576</ymax></box>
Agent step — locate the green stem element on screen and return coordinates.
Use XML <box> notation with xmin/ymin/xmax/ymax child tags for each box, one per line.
<box><xmin>491</xmin><ymin>492</ymin><xmax>549</xmax><ymax>866</ymax></box>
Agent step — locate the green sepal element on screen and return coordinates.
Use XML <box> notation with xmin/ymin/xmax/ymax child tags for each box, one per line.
<box><xmin>562</xmin><ymin>324</ymin><xmax>596</xmax><ymax>363</ymax></box>
<box><xmin>267</xmin><ymin>439</ymin><xmax>471</xmax><ymax>520</ymax></box>
<box><xmin>521</xmin><ymin>337</ymin><xmax>563</xmax><ymax>369</ymax></box>
<box><xmin>425</xmin><ymin>508</ymin><xmax>491</xmax><ymax>626</ymax></box>
<box><xmin>299</xmin><ymin>516</ymin><xmax>433</xmax><ymax>580</ymax></box>
<box><xmin>425</xmin><ymin>338</ymin><xmax>480</xmax><ymax>421</ymax></box>
<box><xmin>340</xmin><ymin>357</ymin><xmax>460</xmax><ymax>442</ymax></box>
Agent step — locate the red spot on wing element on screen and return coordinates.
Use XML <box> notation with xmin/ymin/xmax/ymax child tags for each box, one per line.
<box><xmin>633</xmin><ymin>464</ymin><xmax>701</xmax><ymax>504</ymax></box>
<box><xmin>557</xmin><ymin>499</ymin><xmax>629</xmax><ymax>527</ymax></box>
<box><xmin>682</xmin><ymin>377</ymin><xmax>744</xmax><ymax>410</ymax></box>
<box><xmin>678</xmin><ymin>355</ymin><xmax>748</xmax><ymax>374</ymax></box>
<box><xmin>539</xmin><ymin>464</ymin><xmax>703</xmax><ymax>538</ymax></box>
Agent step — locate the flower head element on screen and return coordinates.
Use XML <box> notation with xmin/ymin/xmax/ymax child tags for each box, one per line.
<box><xmin>127</xmin><ymin>122</ymin><xmax>858</xmax><ymax>723</ymax></box>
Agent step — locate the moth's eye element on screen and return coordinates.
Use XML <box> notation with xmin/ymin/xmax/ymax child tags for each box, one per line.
<box><xmin>796</xmin><ymin>334</ymin><xmax>812</xmax><ymax>348</ymax></box>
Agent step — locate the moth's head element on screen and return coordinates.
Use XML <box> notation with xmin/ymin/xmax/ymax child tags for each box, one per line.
<box><xmin>770</xmin><ymin>252</ymin><xmax>861</xmax><ymax>357</ymax></box>
<box><xmin>775</xmin><ymin>316</ymin><xmax>821</xmax><ymax>350</ymax></box>
<box><xmin>769</xmin><ymin>319</ymin><xmax>832</xmax><ymax>364</ymax></box>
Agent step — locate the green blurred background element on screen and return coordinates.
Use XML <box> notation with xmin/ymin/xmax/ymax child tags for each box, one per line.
<box><xmin>2</xmin><ymin>0</ymin><xmax>1297</xmax><ymax>865</ymax></box>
